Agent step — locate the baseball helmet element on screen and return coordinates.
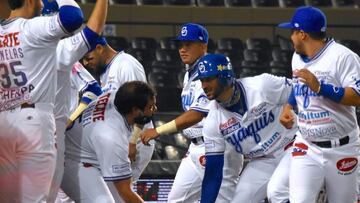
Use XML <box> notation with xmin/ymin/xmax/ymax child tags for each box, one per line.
<box><xmin>195</xmin><ymin>54</ymin><xmax>235</xmax><ymax>86</ymax></box>
<box><xmin>41</xmin><ymin>0</ymin><xmax>59</xmax><ymax>16</ymax></box>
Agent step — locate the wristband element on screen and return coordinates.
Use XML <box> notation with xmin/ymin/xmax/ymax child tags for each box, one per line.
<box><xmin>318</xmin><ymin>83</ymin><xmax>345</xmax><ymax>103</ymax></box>
<box><xmin>81</xmin><ymin>91</ymin><xmax>98</xmax><ymax>104</ymax></box>
<box><xmin>155</xmin><ymin>120</ymin><xmax>177</xmax><ymax>135</ymax></box>
<box><xmin>69</xmin><ymin>102</ymin><xmax>88</xmax><ymax>122</ymax></box>
<box><xmin>130</xmin><ymin>125</ymin><xmax>142</xmax><ymax>144</ymax></box>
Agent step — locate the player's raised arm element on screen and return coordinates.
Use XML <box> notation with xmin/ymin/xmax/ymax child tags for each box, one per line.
<box><xmin>86</xmin><ymin>0</ymin><xmax>108</xmax><ymax>34</ymax></box>
<box><xmin>56</xmin><ymin>0</ymin><xmax>109</xmax><ymax>68</ymax></box>
<box><xmin>35</xmin><ymin>0</ymin><xmax>83</xmax><ymax>38</ymax></box>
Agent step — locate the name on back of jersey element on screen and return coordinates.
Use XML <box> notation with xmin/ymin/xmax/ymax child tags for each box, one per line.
<box><xmin>0</xmin><ymin>32</ymin><xmax>24</xmax><ymax>61</ymax></box>
<box><xmin>81</xmin><ymin>93</ymin><xmax>110</xmax><ymax>126</ymax></box>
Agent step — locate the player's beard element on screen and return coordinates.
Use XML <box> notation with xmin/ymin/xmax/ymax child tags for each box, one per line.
<box><xmin>95</xmin><ymin>63</ymin><xmax>106</xmax><ymax>76</ymax></box>
<box><xmin>134</xmin><ymin>111</ymin><xmax>152</xmax><ymax>125</ymax></box>
<box><xmin>212</xmin><ymin>82</ymin><xmax>226</xmax><ymax>101</ymax></box>
<box><xmin>293</xmin><ymin>41</ymin><xmax>306</xmax><ymax>56</ymax></box>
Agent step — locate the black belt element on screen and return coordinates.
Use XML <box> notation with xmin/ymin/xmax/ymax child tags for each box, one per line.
<box><xmin>312</xmin><ymin>136</ymin><xmax>349</xmax><ymax>148</ymax></box>
<box><xmin>20</xmin><ymin>103</ymin><xmax>35</xmax><ymax>109</ymax></box>
<box><xmin>191</xmin><ymin>136</ymin><xmax>204</xmax><ymax>145</ymax></box>
<box><xmin>83</xmin><ymin>162</ymin><xmax>93</xmax><ymax>168</ymax></box>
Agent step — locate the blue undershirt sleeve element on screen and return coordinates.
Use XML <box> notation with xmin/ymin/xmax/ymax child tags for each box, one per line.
<box><xmin>200</xmin><ymin>154</ymin><xmax>224</xmax><ymax>203</ymax></box>
<box><xmin>58</xmin><ymin>6</ymin><xmax>83</xmax><ymax>33</ymax></box>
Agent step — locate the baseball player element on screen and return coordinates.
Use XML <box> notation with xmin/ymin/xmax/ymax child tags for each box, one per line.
<box><xmin>141</xmin><ymin>23</ymin><xmax>243</xmax><ymax>203</ymax></box>
<box><xmin>0</xmin><ymin>0</ymin><xmax>83</xmax><ymax>202</ymax></box>
<box><xmin>194</xmin><ymin>54</ymin><xmax>296</xmax><ymax>203</ymax></box>
<box><xmin>62</xmin><ymin>81</ymin><xmax>156</xmax><ymax>203</ymax></box>
<box><xmin>53</xmin><ymin>62</ymin><xmax>100</xmax><ymax>203</ymax></box>
<box><xmin>82</xmin><ymin>37</ymin><xmax>155</xmax><ymax>184</ymax></box>
<box><xmin>41</xmin><ymin>1</ymin><xmax>108</xmax><ymax>202</ymax></box>
<box><xmin>278</xmin><ymin>6</ymin><xmax>360</xmax><ymax>203</ymax></box>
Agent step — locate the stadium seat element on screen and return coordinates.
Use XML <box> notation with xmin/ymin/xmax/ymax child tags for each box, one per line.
<box><xmin>155</xmin><ymin>49</ymin><xmax>181</xmax><ymax>63</ymax></box>
<box><xmin>112</xmin><ymin>0</ymin><xmax>137</xmax><ymax>4</ymax></box>
<box><xmin>243</xmin><ymin>49</ymin><xmax>272</xmax><ymax>66</ymax></box>
<box><xmin>197</xmin><ymin>0</ymin><xmax>225</xmax><ymax>7</ymax></box>
<box><xmin>152</xmin><ymin>141</ymin><xmax>165</xmax><ymax>160</ymax></box>
<box><xmin>333</xmin><ymin>0</ymin><xmax>355</xmax><ymax>7</ymax></box>
<box><xmin>215</xmin><ymin>49</ymin><xmax>243</xmax><ymax>66</ymax></box>
<box><xmin>164</xmin><ymin>0</ymin><xmax>195</xmax><ymax>5</ymax></box>
<box><xmin>269</xmin><ymin>67</ymin><xmax>292</xmax><ymax>78</ymax></box>
<box><xmin>279</xmin><ymin>0</ymin><xmax>306</xmax><ymax>7</ymax></box>
<box><xmin>131</xmin><ymin>37</ymin><xmax>158</xmax><ymax>50</ymax></box>
<box><xmin>271</xmin><ymin>48</ymin><xmax>292</xmax><ymax>64</ymax></box>
<box><xmin>225</xmin><ymin>0</ymin><xmax>252</xmax><ymax>7</ymax></box>
<box><xmin>276</xmin><ymin>35</ymin><xmax>294</xmax><ymax>51</ymax></box>
<box><xmin>174</xmin><ymin>133</ymin><xmax>189</xmax><ymax>148</ymax></box>
<box><xmin>164</xmin><ymin>146</ymin><xmax>180</xmax><ymax>160</ymax></box>
<box><xmin>127</xmin><ymin>48</ymin><xmax>156</xmax><ymax>70</ymax></box>
<box><xmin>252</xmin><ymin>0</ymin><xmax>279</xmax><ymax>7</ymax></box>
<box><xmin>159</xmin><ymin>37</ymin><xmax>178</xmax><ymax>50</ymax></box>
<box><xmin>177</xmin><ymin>71</ymin><xmax>186</xmax><ymax>88</ymax></box>
<box><xmin>306</xmin><ymin>0</ymin><xmax>332</xmax><ymax>6</ymax></box>
<box><xmin>237</xmin><ymin>67</ymin><xmax>264</xmax><ymax>78</ymax></box>
<box><xmin>147</xmin><ymin>72</ymin><xmax>178</xmax><ymax>88</ymax></box>
<box><xmin>217</xmin><ymin>38</ymin><xmax>244</xmax><ymax>51</ymax></box>
<box><xmin>137</xmin><ymin>0</ymin><xmax>164</xmax><ymax>5</ymax></box>
<box><xmin>153</xmin><ymin>87</ymin><xmax>182</xmax><ymax>112</ymax></box>
<box><xmin>337</xmin><ymin>39</ymin><xmax>360</xmax><ymax>54</ymax></box>
<box><xmin>207</xmin><ymin>38</ymin><xmax>217</xmax><ymax>53</ymax></box>
<box><xmin>245</xmin><ymin>38</ymin><xmax>272</xmax><ymax>50</ymax></box>
<box><xmin>105</xmin><ymin>36</ymin><xmax>129</xmax><ymax>51</ymax></box>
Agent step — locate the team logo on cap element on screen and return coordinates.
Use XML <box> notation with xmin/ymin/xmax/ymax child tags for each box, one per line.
<box><xmin>294</xmin><ymin>23</ymin><xmax>300</xmax><ymax>28</ymax></box>
<box><xmin>181</xmin><ymin>27</ymin><xmax>188</xmax><ymax>36</ymax></box>
<box><xmin>198</xmin><ymin>62</ymin><xmax>206</xmax><ymax>73</ymax></box>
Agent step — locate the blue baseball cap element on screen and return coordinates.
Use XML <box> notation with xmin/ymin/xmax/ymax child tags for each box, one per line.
<box><xmin>89</xmin><ymin>36</ymin><xmax>108</xmax><ymax>52</ymax></box>
<box><xmin>174</xmin><ymin>23</ymin><xmax>209</xmax><ymax>44</ymax></box>
<box><xmin>278</xmin><ymin>6</ymin><xmax>327</xmax><ymax>33</ymax></box>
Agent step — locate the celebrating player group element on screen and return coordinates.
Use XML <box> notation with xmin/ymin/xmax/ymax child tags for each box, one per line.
<box><xmin>1</xmin><ymin>0</ymin><xmax>360</xmax><ymax>202</ymax></box>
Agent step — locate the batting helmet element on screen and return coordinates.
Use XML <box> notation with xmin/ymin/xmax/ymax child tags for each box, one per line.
<box><xmin>195</xmin><ymin>54</ymin><xmax>235</xmax><ymax>86</ymax></box>
<box><xmin>41</xmin><ymin>0</ymin><xmax>59</xmax><ymax>16</ymax></box>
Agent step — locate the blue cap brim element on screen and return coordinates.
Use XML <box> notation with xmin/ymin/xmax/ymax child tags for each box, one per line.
<box><xmin>278</xmin><ymin>22</ymin><xmax>293</xmax><ymax>29</ymax></box>
<box><xmin>172</xmin><ymin>36</ymin><xmax>199</xmax><ymax>42</ymax></box>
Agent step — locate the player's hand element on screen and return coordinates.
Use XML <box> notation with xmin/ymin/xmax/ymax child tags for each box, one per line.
<box><xmin>293</xmin><ymin>69</ymin><xmax>320</xmax><ymax>93</ymax></box>
<box><xmin>66</xmin><ymin>119</ymin><xmax>73</xmax><ymax>128</ymax></box>
<box><xmin>128</xmin><ymin>143</ymin><xmax>137</xmax><ymax>163</ymax></box>
<box><xmin>280</xmin><ymin>104</ymin><xmax>295</xmax><ymax>129</ymax></box>
<box><xmin>141</xmin><ymin>129</ymin><xmax>159</xmax><ymax>145</ymax></box>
